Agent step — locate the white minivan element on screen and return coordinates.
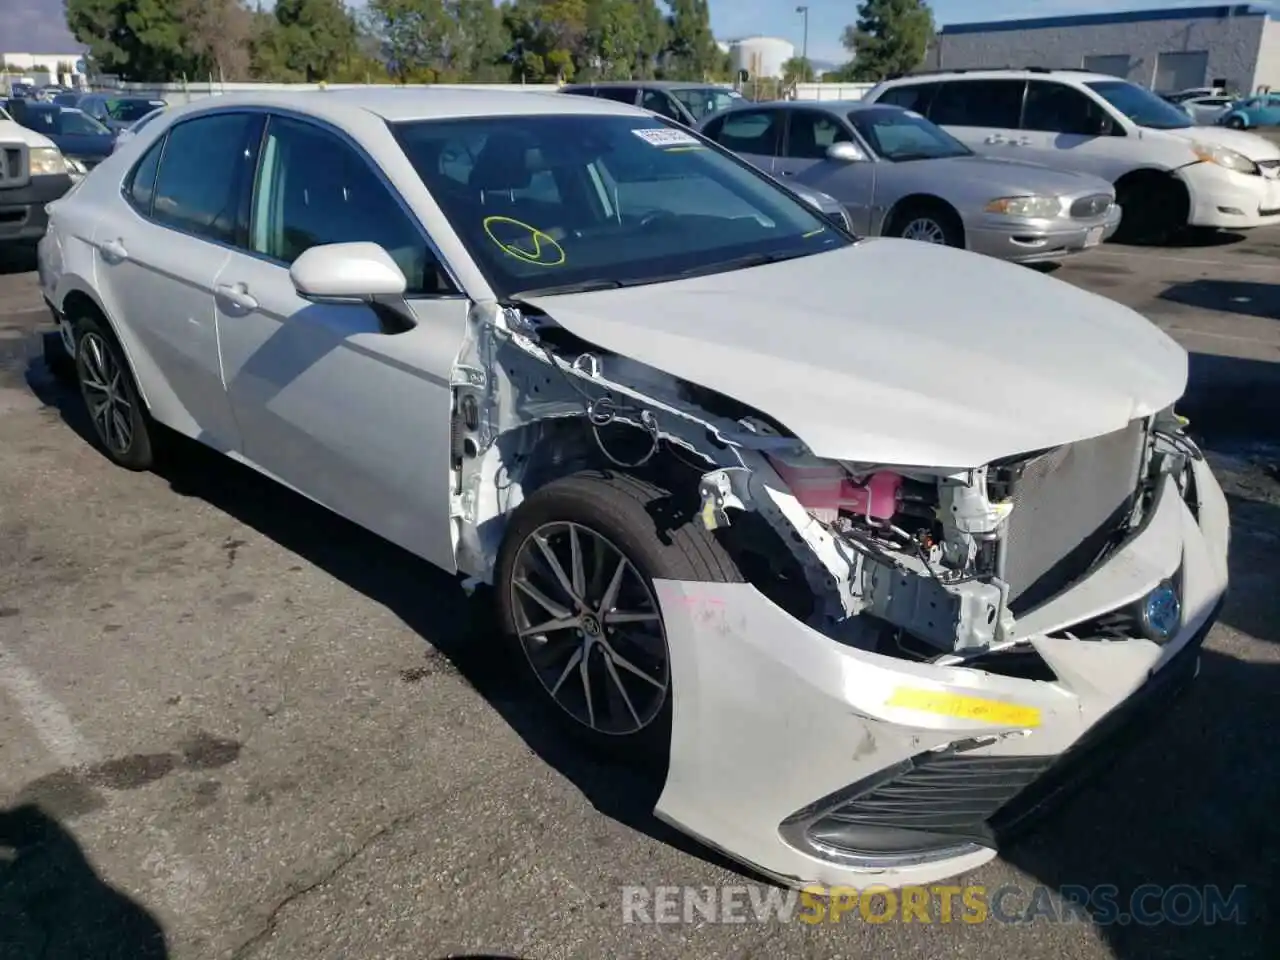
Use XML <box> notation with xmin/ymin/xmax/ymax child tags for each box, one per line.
<box><xmin>864</xmin><ymin>68</ymin><xmax>1280</xmax><ymax>242</ymax></box>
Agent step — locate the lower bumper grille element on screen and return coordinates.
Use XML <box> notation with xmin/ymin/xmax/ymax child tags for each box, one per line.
<box><xmin>998</xmin><ymin>420</ymin><xmax>1147</xmax><ymax>613</ymax></box>
<box><xmin>780</xmin><ymin>605</ymin><xmax>1216</xmax><ymax>865</ymax></box>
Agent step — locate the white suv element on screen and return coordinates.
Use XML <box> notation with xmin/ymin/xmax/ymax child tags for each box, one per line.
<box><xmin>864</xmin><ymin>68</ymin><xmax>1280</xmax><ymax>242</ymax></box>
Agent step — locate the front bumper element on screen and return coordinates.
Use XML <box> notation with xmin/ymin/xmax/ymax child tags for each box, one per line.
<box><xmin>0</xmin><ymin>173</ymin><xmax>73</xmax><ymax>243</ymax></box>
<box><xmin>965</xmin><ymin>204</ymin><xmax>1122</xmax><ymax>263</ymax></box>
<box><xmin>651</xmin><ymin>455</ymin><xmax>1229</xmax><ymax>889</ymax></box>
<box><xmin>1181</xmin><ymin>160</ymin><xmax>1280</xmax><ymax>229</ymax></box>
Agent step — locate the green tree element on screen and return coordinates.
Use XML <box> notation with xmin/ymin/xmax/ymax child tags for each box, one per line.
<box><xmin>366</xmin><ymin>0</ymin><xmax>509</xmax><ymax>82</ymax></box>
<box><xmin>841</xmin><ymin>0</ymin><xmax>934</xmax><ymax>82</ymax></box>
<box><xmin>67</xmin><ymin>0</ymin><xmax>192</xmax><ymax>80</ymax></box>
<box><xmin>177</xmin><ymin>0</ymin><xmax>254</xmax><ymax>80</ymax></box>
<box><xmin>782</xmin><ymin>56</ymin><xmax>815</xmax><ymax>84</ymax></box>
<box><xmin>253</xmin><ymin>0</ymin><xmax>359</xmax><ymax>82</ymax></box>
<box><xmin>500</xmin><ymin>0</ymin><xmax>587</xmax><ymax>81</ymax></box>
<box><xmin>663</xmin><ymin>0</ymin><xmax>718</xmax><ymax>81</ymax></box>
<box><xmin>633</xmin><ymin>0</ymin><xmax>666</xmax><ymax>79</ymax></box>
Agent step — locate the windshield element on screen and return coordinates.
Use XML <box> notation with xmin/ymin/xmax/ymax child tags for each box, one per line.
<box><xmin>393</xmin><ymin>114</ymin><xmax>846</xmax><ymax>299</ymax></box>
<box><xmin>670</xmin><ymin>87</ymin><xmax>742</xmax><ymax>123</ymax></box>
<box><xmin>108</xmin><ymin>99</ymin><xmax>166</xmax><ymax>122</ymax></box>
<box><xmin>59</xmin><ymin>108</ymin><xmax>110</xmax><ymax>136</ymax></box>
<box><xmin>849</xmin><ymin>106</ymin><xmax>971</xmax><ymax>161</ymax></box>
<box><xmin>1085</xmin><ymin>80</ymin><xmax>1192</xmax><ymax>130</ymax></box>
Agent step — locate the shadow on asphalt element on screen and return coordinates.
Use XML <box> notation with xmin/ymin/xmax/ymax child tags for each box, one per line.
<box><xmin>1111</xmin><ymin>228</ymin><xmax>1249</xmax><ymax>251</ymax></box>
<box><xmin>1182</xmin><ymin>352</ymin><xmax>1280</xmax><ymax>445</ymax></box>
<box><xmin>0</xmin><ymin>244</ymin><xmax>37</xmax><ymax>277</ymax></box>
<box><xmin>23</xmin><ymin>342</ymin><xmax>1280</xmax><ymax>958</ymax></box>
<box><xmin>0</xmin><ymin>804</ymin><xmax>169</xmax><ymax>958</ymax></box>
<box><xmin>1160</xmin><ymin>279</ymin><xmax>1280</xmax><ymax>321</ymax></box>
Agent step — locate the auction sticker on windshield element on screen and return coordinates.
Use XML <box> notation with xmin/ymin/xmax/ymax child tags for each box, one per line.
<box><xmin>633</xmin><ymin>128</ymin><xmax>700</xmax><ymax>148</ymax></box>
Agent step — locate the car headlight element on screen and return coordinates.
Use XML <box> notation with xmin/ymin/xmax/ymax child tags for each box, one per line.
<box><xmin>983</xmin><ymin>195</ymin><xmax>1063</xmax><ymax>218</ymax></box>
<box><xmin>1191</xmin><ymin>141</ymin><xmax>1259</xmax><ymax>175</ymax></box>
<box><xmin>28</xmin><ymin>146</ymin><xmax>68</xmax><ymax>176</ymax></box>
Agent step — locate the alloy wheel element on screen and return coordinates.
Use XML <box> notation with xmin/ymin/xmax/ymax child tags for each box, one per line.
<box><xmin>509</xmin><ymin>521</ymin><xmax>669</xmax><ymax>736</ymax></box>
<box><xmin>901</xmin><ymin>217</ymin><xmax>947</xmax><ymax>244</ymax></box>
<box><xmin>77</xmin><ymin>332</ymin><xmax>134</xmax><ymax>456</ymax></box>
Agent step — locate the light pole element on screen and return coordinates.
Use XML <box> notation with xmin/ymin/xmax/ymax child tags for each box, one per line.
<box><xmin>796</xmin><ymin>5</ymin><xmax>810</xmax><ymax>79</ymax></box>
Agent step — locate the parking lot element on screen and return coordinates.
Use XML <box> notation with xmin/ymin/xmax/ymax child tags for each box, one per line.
<box><xmin>1</xmin><ymin>226</ymin><xmax>1278</xmax><ymax>959</ymax></box>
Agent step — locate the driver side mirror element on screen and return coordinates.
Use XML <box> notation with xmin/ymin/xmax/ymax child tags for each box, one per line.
<box><xmin>826</xmin><ymin>141</ymin><xmax>868</xmax><ymax>163</ymax></box>
<box><xmin>290</xmin><ymin>242</ymin><xmax>417</xmax><ymax>334</ymax></box>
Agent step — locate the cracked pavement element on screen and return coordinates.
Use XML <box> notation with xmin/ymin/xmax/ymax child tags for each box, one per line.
<box><xmin>1</xmin><ymin>226</ymin><xmax>1279</xmax><ymax>959</ymax></box>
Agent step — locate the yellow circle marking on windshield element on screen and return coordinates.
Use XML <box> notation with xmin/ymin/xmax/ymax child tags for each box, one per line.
<box><xmin>483</xmin><ymin>216</ymin><xmax>566</xmax><ymax>267</ymax></box>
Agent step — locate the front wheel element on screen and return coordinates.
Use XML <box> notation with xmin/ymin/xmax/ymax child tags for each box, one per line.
<box><xmin>1224</xmin><ymin>115</ymin><xmax>1246</xmax><ymax>129</ymax></box>
<box><xmin>494</xmin><ymin>470</ymin><xmax>742</xmax><ymax>766</ymax></box>
<box><xmin>885</xmin><ymin>203</ymin><xmax>964</xmax><ymax>247</ymax></box>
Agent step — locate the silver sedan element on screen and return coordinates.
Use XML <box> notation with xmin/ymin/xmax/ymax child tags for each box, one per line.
<box><xmin>699</xmin><ymin>100</ymin><xmax>1122</xmax><ymax>263</ymax></box>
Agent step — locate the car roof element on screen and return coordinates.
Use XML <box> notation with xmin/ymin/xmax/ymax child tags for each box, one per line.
<box><xmin>879</xmin><ymin>68</ymin><xmax>1118</xmax><ymax>84</ymax></box>
<box><xmin>168</xmin><ymin>87</ymin><xmax>652</xmax><ymax>123</ymax></box>
<box><xmin>713</xmin><ymin>98</ymin><xmax>904</xmax><ymax>115</ymax></box>
<box><xmin>563</xmin><ymin>80</ymin><xmax>724</xmax><ymax>91</ymax></box>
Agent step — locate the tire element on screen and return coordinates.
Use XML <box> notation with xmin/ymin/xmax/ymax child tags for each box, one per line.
<box><xmin>1113</xmin><ymin>175</ymin><xmax>1189</xmax><ymax>245</ymax></box>
<box><xmin>494</xmin><ymin>469</ymin><xmax>742</xmax><ymax>767</ymax></box>
<box><xmin>885</xmin><ymin>202</ymin><xmax>964</xmax><ymax>247</ymax></box>
<box><xmin>72</xmin><ymin>312</ymin><xmax>156</xmax><ymax>471</ymax></box>
<box><xmin>1225</xmin><ymin>115</ymin><xmax>1245</xmax><ymax>129</ymax></box>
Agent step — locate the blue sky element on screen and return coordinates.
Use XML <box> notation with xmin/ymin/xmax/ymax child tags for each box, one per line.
<box><xmin>713</xmin><ymin>0</ymin><xmax>1280</xmax><ymax>63</ymax></box>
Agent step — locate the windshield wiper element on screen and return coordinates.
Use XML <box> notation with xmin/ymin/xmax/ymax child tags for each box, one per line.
<box><xmin>509</xmin><ymin>279</ymin><xmax>627</xmax><ymax>299</ymax></box>
<box><xmin>668</xmin><ymin>248</ymin><xmax>817</xmax><ymax>281</ymax></box>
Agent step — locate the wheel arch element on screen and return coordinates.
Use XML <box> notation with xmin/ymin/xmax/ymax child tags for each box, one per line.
<box><xmin>880</xmin><ymin>193</ymin><xmax>966</xmax><ymax>241</ymax></box>
<box><xmin>58</xmin><ymin>283</ymin><xmax>158</xmax><ymax>414</ymax></box>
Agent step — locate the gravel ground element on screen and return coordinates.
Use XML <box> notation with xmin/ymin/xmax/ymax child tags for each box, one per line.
<box><xmin>1</xmin><ymin>226</ymin><xmax>1278</xmax><ymax>960</ymax></box>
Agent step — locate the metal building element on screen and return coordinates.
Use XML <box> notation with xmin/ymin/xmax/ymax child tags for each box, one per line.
<box><xmin>926</xmin><ymin>4</ymin><xmax>1280</xmax><ymax>95</ymax></box>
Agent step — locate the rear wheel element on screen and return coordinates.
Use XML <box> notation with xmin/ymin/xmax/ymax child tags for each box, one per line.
<box><xmin>495</xmin><ymin>470</ymin><xmax>742</xmax><ymax>767</ymax></box>
<box><xmin>885</xmin><ymin>202</ymin><xmax>965</xmax><ymax>248</ymax></box>
<box><xmin>1224</xmin><ymin>115</ymin><xmax>1246</xmax><ymax>129</ymax></box>
<box><xmin>73</xmin><ymin>313</ymin><xmax>156</xmax><ymax>470</ymax></box>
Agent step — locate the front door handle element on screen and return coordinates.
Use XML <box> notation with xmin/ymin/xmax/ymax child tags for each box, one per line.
<box><xmin>984</xmin><ymin>135</ymin><xmax>1007</xmax><ymax>144</ymax></box>
<box><xmin>97</xmin><ymin>238</ymin><xmax>128</xmax><ymax>263</ymax></box>
<box><xmin>216</xmin><ymin>282</ymin><xmax>258</xmax><ymax>311</ymax></box>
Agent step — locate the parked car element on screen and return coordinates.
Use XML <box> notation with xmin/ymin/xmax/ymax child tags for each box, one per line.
<box><xmin>0</xmin><ymin>109</ymin><xmax>73</xmax><ymax>248</ymax></box>
<box><xmin>7</xmin><ymin>100</ymin><xmax>116</xmax><ymax>173</ymax></box>
<box><xmin>39</xmin><ymin>88</ymin><xmax>1228</xmax><ymax>892</ymax></box>
<box><xmin>1218</xmin><ymin>92</ymin><xmax>1280</xmax><ymax>129</ymax></box>
<box><xmin>1180</xmin><ymin>95</ymin><xmax>1235</xmax><ymax>126</ymax></box>
<box><xmin>111</xmin><ymin>106</ymin><xmax>166</xmax><ymax>153</ymax></box>
<box><xmin>864</xmin><ymin>68</ymin><xmax>1280</xmax><ymax>242</ymax></box>
<box><xmin>560</xmin><ymin>80</ymin><xmax>744</xmax><ymax>128</ymax></box>
<box><xmin>75</xmin><ymin>93</ymin><xmax>169</xmax><ymax>132</ymax></box>
<box><xmin>1164</xmin><ymin>86</ymin><xmax>1226</xmax><ymax>104</ymax></box>
<box><xmin>700</xmin><ymin>99</ymin><xmax>1120</xmax><ymax>263</ymax></box>
<box><xmin>52</xmin><ymin>91</ymin><xmax>85</xmax><ymax>108</ymax></box>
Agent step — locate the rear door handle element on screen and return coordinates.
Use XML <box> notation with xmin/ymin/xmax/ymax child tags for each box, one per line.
<box><xmin>97</xmin><ymin>238</ymin><xmax>128</xmax><ymax>263</ymax></box>
<box><xmin>216</xmin><ymin>283</ymin><xmax>258</xmax><ymax>311</ymax></box>
<box><xmin>984</xmin><ymin>135</ymin><xmax>1007</xmax><ymax>144</ymax></box>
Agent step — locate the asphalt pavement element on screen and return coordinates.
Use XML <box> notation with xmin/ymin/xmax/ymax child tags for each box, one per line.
<box><xmin>1</xmin><ymin>228</ymin><xmax>1278</xmax><ymax>960</ymax></box>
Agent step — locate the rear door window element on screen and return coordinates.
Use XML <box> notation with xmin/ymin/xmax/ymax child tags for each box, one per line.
<box><xmin>930</xmin><ymin>79</ymin><xmax>1026</xmax><ymax>128</ymax></box>
<box><xmin>150</xmin><ymin>112</ymin><xmax>263</xmax><ymax>245</ymax></box>
<box><xmin>783</xmin><ymin>110</ymin><xmax>853</xmax><ymax>159</ymax></box>
<box><xmin>1022</xmin><ymin>80</ymin><xmax>1114</xmax><ymax>135</ymax></box>
<box><xmin>875</xmin><ymin>82</ymin><xmax>939</xmax><ymax>114</ymax></box>
<box><xmin>709</xmin><ymin>109</ymin><xmax>784</xmax><ymax>157</ymax></box>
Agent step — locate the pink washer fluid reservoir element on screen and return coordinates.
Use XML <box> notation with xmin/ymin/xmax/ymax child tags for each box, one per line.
<box><xmin>766</xmin><ymin>456</ymin><xmax>902</xmax><ymax>524</ymax></box>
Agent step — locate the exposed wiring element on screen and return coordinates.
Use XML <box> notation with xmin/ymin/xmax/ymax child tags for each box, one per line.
<box><xmin>1154</xmin><ymin>428</ymin><xmax>1203</xmax><ymax>461</ymax></box>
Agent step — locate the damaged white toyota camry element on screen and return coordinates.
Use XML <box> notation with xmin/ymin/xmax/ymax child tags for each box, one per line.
<box><xmin>38</xmin><ymin>89</ymin><xmax>1229</xmax><ymax>890</ymax></box>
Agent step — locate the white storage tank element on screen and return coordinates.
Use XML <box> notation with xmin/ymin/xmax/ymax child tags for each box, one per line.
<box><xmin>730</xmin><ymin>36</ymin><xmax>796</xmax><ymax>79</ymax></box>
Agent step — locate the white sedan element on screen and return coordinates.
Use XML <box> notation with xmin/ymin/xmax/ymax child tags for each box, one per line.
<box><xmin>38</xmin><ymin>88</ymin><xmax>1229</xmax><ymax>890</ymax></box>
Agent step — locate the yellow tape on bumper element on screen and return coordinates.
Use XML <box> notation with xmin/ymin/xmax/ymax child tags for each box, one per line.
<box><xmin>886</xmin><ymin>688</ymin><xmax>1042</xmax><ymax>728</ymax></box>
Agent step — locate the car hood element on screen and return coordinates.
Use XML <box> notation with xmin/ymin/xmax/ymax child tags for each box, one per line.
<box><xmin>1161</xmin><ymin>124</ymin><xmax>1280</xmax><ymax>161</ymax></box>
<box><xmin>925</xmin><ymin>154</ymin><xmax>1115</xmax><ymax>195</ymax></box>
<box><xmin>0</xmin><ymin>118</ymin><xmax>55</xmax><ymax>150</ymax></box>
<box><xmin>519</xmin><ymin>238</ymin><xmax>1187</xmax><ymax>468</ymax></box>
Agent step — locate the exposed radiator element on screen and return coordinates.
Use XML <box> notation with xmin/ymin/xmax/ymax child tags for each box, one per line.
<box><xmin>998</xmin><ymin>419</ymin><xmax>1147</xmax><ymax>613</ymax></box>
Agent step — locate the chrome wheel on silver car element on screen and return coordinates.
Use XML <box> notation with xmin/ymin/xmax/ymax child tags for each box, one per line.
<box><xmin>73</xmin><ymin>313</ymin><xmax>155</xmax><ymax>470</ymax></box>
<box><xmin>509</xmin><ymin>521</ymin><xmax>668</xmax><ymax>736</ymax></box>
<box><xmin>900</xmin><ymin>217</ymin><xmax>948</xmax><ymax>244</ymax></box>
